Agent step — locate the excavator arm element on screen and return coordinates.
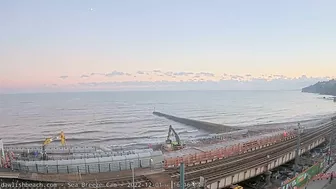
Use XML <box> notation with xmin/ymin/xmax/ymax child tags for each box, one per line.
<box><xmin>42</xmin><ymin>131</ymin><xmax>66</xmax><ymax>160</ymax></box>
<box><xmin>164</xmin><ymin>125</ymin><xmax>185</xmax><ymax>151</ymax></box>
<box><xmin>42</xmin><ymin>131</ymin><xmax>66</xmax><ymax>147</ymax></box>
<box><xmin>167</xmin><ymin>125</ymin><xmax>181</xmax><ymax>145</ymax></box>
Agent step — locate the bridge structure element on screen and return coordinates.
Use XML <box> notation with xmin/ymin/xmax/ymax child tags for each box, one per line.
<box><xmin>163</xmin><ymin>118</ymin><xmax>335</xmax><ymax>189</ymax></box>
<box><xmin>0</xmin><ymin>118</ymin><xmax>335</xmax><ymax>189</ymax></box>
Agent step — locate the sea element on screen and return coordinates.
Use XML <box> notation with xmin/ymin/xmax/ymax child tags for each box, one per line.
<box><xmin>0</xmin><ymin>90</ymin><xmax>335</xmax><ymax>150</ymax></box>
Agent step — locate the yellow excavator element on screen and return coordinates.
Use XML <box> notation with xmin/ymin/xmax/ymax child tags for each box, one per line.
<box><xmin>163</xmin><ymin>125</ymin><xmax>185</xmax><ymax>151</ymax></box>
<box><xmin>42</xmin><ymin>131</ymin><xmax>66</xmax><ymax>160</ymax></box>
<box><xmin>229</xmin><ymin>185</ymin><xmax>243</xmax><ymax>189</ymax></box>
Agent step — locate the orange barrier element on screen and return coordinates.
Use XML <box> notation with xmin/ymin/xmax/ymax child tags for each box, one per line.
<box><xmin>164</xmin><ymin>130</ymin><xmax>296</xmax><ymax>168</ymax></box>
<box><xmin>312</xmin><ymin>172</ymin><xmax>336</xmax><ymax>181</ymax></box>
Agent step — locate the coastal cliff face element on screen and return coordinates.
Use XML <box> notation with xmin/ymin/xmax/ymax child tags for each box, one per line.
<box><xmin>302</xmin><ymin>79</ymin><xmax>336</xmax><ymax>96</ymax></box>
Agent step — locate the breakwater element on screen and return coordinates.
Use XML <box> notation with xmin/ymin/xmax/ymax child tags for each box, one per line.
<box><xmin>153</xmin><ymin>111</ymin><xmax>240</xmax><ymax>133</ymax></box>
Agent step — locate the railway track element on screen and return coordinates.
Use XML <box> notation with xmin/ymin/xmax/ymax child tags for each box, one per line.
<box><xmin>170</xmin><ymin>121</ymin><xmax>333</xmax><ymax>180</ymax></box>
<box><xmin>205</xmin><ymin>129</ymin><xmax>328</xmax><ymax>184</ymax></box>
<box><xmin>180</xmin><ymin>122</ymin><xmax>333</xmax><ymax>184</ymax></box>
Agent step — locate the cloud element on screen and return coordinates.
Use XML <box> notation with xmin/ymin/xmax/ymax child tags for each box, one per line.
<box><xmin>105</xmin><ymin>71</ymin><xmax>127</xmax><ymax>77</ymax></box>
<box><xmin>2</xmin><ymin>75</ymin><xmax>334</xmax><ymax>94</ymax></box>
<box><xmin>164</xmin><ymin>72</ymin><xmax>173</xmax><ymax>76</ymax></box>
<box><xmin>229</xmin><ymin>75</ymin><xmax>245</xmax><ymax>80</ymax></box>
<box><xmin>74</xmin><ymin>75</ymin><xmax>333</xmax><ymax>91</ymax></box>
<box><xmin>173</xmin><ymin>72</ymin><xmax>194</xmax><ymax>76</ymax></box>
<box><xmin>153</xmin><ymin>70</ymin><xmax>161</xmax><ymax>73</ymax></box>
<box><xmin>90</xmin><ymin>73</ymin><xmax>105</xmax><ymax>76</ymax></box>
<box><xmin>59</xmin><ymin>75</ymin><xmax>68</xmax><ymax>79</ymax></box>
<box><xmin>196</xmin><ymin>72</ymin><xmax>215</xmax><ymax>77</ymax></box>
<box><xmin>81</xmin><ymin>75</ymin><xmax>90</xmax><ymax>78</ymax></box>
<box><xmin>137</xmin><ymin>71</ymin><xmax>145</xmax><ymax>75</ymax></box>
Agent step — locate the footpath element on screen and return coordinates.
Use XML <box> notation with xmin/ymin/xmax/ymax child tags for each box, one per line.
<box><xmin>302</xmin><ymin>162</ymin><xmax>336</xmax><ymax>189</ymax></box>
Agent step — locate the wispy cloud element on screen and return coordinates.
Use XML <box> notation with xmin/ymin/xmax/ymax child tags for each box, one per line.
<box><xmin>105</xmin><ymin>71</ymin><xmax>128</xmax><ymax>77</ymax></box>
<box><xmin>173</xmin><ymin>72</ymin><xmax>194</xmax><ymax>76</ymax></box>
<box><xmin>196</xmin><ymin>72</ymin><xmax>215</xmax><ymax>77</ymax></box>
<box><xmin>81</xmin><ymin>75</ymin><xmax>90</xmax><ymax>78</ymax></box>
<box><xmin>59</xmin><ymin>75</ymin><xmax>68</xmax><ymax>79</ymax></box>
<box><xmin>164</xmin><ymin>72</ymin><xmax>173</xmax><ymax>76</ymax></box>
<box><xmin>90</xmin><ymin>73</ymin><xmax>105</xmax><ymax>76</ymax></box>
<box><xmin>137</xmin><ymin>71</ymin><xmax>145</xmax><ymax>75</ymax></box>
<box><xmin>75</xmin><ymin>76</ymin><xmax>332</xmax><ymax>91</ymax></box>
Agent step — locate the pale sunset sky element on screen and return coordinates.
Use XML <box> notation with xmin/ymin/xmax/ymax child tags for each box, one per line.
<box><xmin>1</xmin><ymin>0</ymin><xmax>336</xmax><ymax>93</ymax></box>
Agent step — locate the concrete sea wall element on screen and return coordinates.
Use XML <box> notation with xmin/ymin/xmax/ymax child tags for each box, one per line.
<box><xmin>153</xmin><ymin>111</ymin><xmax>240</xmax><ymax>133</ymax></box>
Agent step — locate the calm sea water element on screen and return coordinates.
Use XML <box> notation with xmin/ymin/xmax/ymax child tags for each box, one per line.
<box><xmin>0</xmin><ymin>90</ymin><xmax>335</xmax><ymax>149</ymax></box>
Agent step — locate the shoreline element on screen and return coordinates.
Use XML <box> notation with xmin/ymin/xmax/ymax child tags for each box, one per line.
<box><xmin>2</xmin><ymin>113</ymin><xmax>335</xmax><ymax>152</ymax></box>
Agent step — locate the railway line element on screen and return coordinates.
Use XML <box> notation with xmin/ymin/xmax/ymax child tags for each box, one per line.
<box><xmin>170</xmin><ymin>123</ymin><xmax>332</xmax><ymax>185</ymax></box>
<box><xmin>205</xmin><ymin>128</ymin><xmax>327</xmax><ymax>184</ymax></box>
<box><xmin>179</xmin><ymin>121</ymin><xmax>333</xmax><ymax>185</ymax></box>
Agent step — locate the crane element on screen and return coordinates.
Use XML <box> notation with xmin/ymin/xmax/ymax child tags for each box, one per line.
<box><xmin>42</xmin><ymin>131</ymin><xmax>66</xmax><ymax>160</ymax></box>
<box><xmin>163</xmin><ymin>125</ymin><xmax>185</xmax><ymax>151</ymax></box>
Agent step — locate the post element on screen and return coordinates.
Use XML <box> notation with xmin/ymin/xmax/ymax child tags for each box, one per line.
<box><xmin>330</xmin><ymin>117</ymin><xmax>336</xmax><ymax>165</ymax></box>
<box><xmin>200</xmin><ymin>176</ymin><xmax>205</xmax><ymax>189</ymax></box>
<box><xmin>294</xmin><ymin>123</ymin><xmax>301</xmax><ymax>176</ymax></box>
<box><xmin>79</xmin><ymin>170</ymin><xmax>82</xmax><ymax>181</ymax></box>
<box><xmin>329</xmin><ymin>132</ymin><xmax>332</xmax><ymax>165</ymax></box>
<box><xmin>0</xmin><ymin>139</ymin><xmax>4</xmax><ymax>167</ymax></box>
<box><xmin>42</xmin><ymin>145</ymin><xmax>46</xmax><ymax>160</ymax></box>
<box><xmin>180</xmin><ymin>162</ymin><xmax>185</xmax><ymax>189</ymax></box>
<box><xmin>131</xmin><ymin>162</ymin><xmax>135</xmax><ymax>189</ymax></box>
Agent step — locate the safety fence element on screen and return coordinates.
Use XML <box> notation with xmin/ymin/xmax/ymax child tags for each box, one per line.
<box><xmin>279</xmin><ymin>160</ymin><xmax>326</xmax><ymax>189</ymax></box>
<box><xmin>164</xmin><ymin>130</ymin><xmax>296</xmax><ymax>168</ymax></box>
<box><xmin>11</xmin><ymin>151</ymin><xmax>164</xmax><ymax>174</ymax></box>
<box><xmin>312</xmin><ymin>172</ymin><xmax>336</xmax><ymax>180</ymax></box>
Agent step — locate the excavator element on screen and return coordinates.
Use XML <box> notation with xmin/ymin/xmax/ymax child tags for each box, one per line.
<box><xmin>42</xmin><ymin>131</ymin><xmax>66</xmax><ymax>160</ymax></box>
<box><xmin>163</xmin><ymin>125</ymin><xmax>185</xmax><ymax>151</ymax></box>
<box><xmin>229</xmin><ymin>185</ymin><xmax>243</xmax><ymax>189</ymax></box>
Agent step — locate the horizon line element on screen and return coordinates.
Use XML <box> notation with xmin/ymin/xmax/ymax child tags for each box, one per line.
<box><xmin>0</xmin><ymin>88</ymin><xmax>303</xmax><ymax>95</ymax></box>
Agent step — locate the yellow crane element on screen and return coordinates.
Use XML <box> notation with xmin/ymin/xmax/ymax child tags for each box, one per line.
<box><xmin>42</xmin><ymin>131</ymin><xmax>66</xmax><ymax>160</ymax></box>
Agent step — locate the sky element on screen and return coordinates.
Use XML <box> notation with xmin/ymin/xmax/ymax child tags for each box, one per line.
<box><xmin>1</xmin><ymin>0</ymin><xmax>336</xmax><ymax>93</ymax></box>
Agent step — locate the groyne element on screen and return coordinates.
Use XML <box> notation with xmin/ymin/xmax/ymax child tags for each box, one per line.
<box><xmin>153</xmin><ymin>111</ymin><xmax>240</xmax><ymax>133</ymax></box>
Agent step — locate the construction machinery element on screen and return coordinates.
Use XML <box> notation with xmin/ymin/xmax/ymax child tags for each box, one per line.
<box><xmin>229</xmin><ymin>185</ymin><xmax>243</xmax><ymax>189</ymax></box>
<box><xmin>42</xmin><ymin>131</ymin><xmax>66</xmax><ymax>160</ymax></box>
<box><xmin>163</xmin><ymin>125</ymin><xmax>185</xmax><ymax>151</ymax></box>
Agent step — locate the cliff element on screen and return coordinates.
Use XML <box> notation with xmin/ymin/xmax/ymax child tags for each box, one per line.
<box><xmin>302</xmin><ymin>79</ymin><xmax>336</xmax><ymax>96</ymax></box>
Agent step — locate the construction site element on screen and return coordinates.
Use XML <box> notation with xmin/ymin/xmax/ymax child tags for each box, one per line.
<box><xmin>0</xmin><ymin>112</ymin><xmax>335</xmax><ymax>189</ymax></box>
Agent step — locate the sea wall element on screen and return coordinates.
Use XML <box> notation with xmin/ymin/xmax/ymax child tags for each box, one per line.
<box><xmin>153</xmin><ymin>111</ymin><xmax>240</xmax><ymax>133</ymax></box>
